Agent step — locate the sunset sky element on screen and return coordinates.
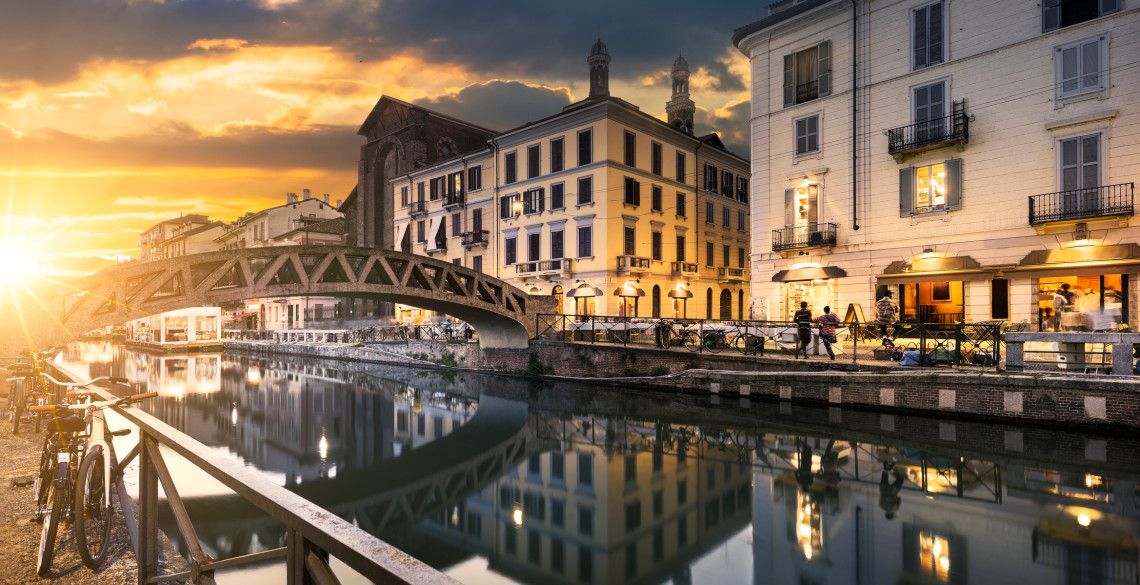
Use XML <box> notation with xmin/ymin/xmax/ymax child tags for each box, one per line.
<box><xmin>0</xmin><ymin>0</ymin><xmax>767</xmax><ymax>278</ymax></box>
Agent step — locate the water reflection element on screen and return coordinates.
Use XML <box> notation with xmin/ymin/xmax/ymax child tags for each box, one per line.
<box><xmin>60</xmin><ymin>342</ymin><xmax>1140</xmax><ymax>585</ymax></box>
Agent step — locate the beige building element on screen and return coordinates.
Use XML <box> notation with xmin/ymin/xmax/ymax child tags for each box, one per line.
<box><xmin>734</xmin><ymin>0</ymin><xmax>1138</xmax><ymax>329</ymax></box>
<box><xmin>137</xmin><ymin>214</ymin><xmax>221</xmax><ymax>262</ymax></box>
<box><xmin>393</xmin><ymin>41</ymin><xmax>751</xmax><ymax>322</ymax></box>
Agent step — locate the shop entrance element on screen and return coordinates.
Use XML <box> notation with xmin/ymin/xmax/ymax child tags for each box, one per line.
<box><xmin>1035</xmin><ymin>274</ymin><xmax>1127</xmax><ymax>332</ymax></box>
<box><xmin>878</xmin><ymin>282</ymin><xmax>964</xmax><ymax>327</ymax></box>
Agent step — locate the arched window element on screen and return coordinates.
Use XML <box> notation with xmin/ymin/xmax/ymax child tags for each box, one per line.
<box><xmin>706</xmin><ymin>288</ymin><xmax>713</xmax><ymax>320</ymax></box>
<box><xmin>652</xmin><ymin>285</ymin><xmax>661</xmax><ymax>318</ymax></box>
<box><xmin>720</xmin><ymin>289</ymin><xmax>732</xmax><ymax>320</ymax></box>
<box><xmin>553</xmin><ymin>285</ymin><xmax>564</xmax><ymax>314</ymax></box>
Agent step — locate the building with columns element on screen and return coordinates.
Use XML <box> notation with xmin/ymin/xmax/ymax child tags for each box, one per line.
<box><xmin>734</xmin><ymin>0</ymin><xmax>1138</xmax><ymax>329</ymax></box>
<box><xmin>390</xmin><ymin>40</ymin><xmax>751</xmax><ymax>322</ymax></box>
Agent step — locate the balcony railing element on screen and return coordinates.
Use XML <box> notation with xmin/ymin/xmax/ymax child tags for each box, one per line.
<box><xmin>717</xmin><ymin>267</ymin><xmax>745</xmax><ymax>282</ymax></box>
<box><xmin>408</xmin><ymin>201</ymin><xmax>427</xmax><ymax>217</ymax></box>
<box><xmin>444</xmin><ymin>192</ymin><xmax>465</xmax><ymax>209</ymax></box>
<box><xmin>795</xmin><ymin>80</ymin><xmax>818</xmax><ymax>104</ymax></box>
<box><xmin>515</xmin><ymin>258</ymin><xmax>573</xmax><ymax>276</ymax></box>
<box><xmin>670</xmin><ymin>262</ymin><xmax>699</xmax><ymax>277</ymax></box>
<box><xmin>772</xmin><ymin>222</ymin><xmax>838</xmax><ymax>252</ymax></box>
<box><xmin>887</xmin><ymin>103</ymin><xmax>969</xmax><ymax>160</ymax></box>
<box><xmin>461</xmin><ymin>230</ymin><xmax>488</xmax><ymax>247</ymax></box>
<box><xmin>1029</xmin><ymin>183</ymin><xmax>1134</xmax><ymax>225</ymax></box>
<box><xmin>616</xmin><ymin>255</ymin><xmax>652</xmax><ymax>273</ymax></box>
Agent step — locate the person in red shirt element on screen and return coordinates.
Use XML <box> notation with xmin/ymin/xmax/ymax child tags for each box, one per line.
<box><xmin>813</xmin><ymin>306</ymin><xmax>840</xmax><ymax>360</ymax></box>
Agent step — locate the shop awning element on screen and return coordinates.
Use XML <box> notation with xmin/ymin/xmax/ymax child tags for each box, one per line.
<box><xmin>566</xmin><ymin>285</ymin><xmax>602</xmax><ymax>298</ymax></box>
<box><xmin>771</xmin><ymin>266</ymin><xmax>847</xmax><ymax>282</ymax></box>
<box><xmin>876</xmin><ymin>255</ymin><xmax>994</xmax><ymax>285</ymax></box>
<box><xmin>394</xmin><ymin>223</ymin><xmax>409</xmax><ymax>252</ymax></box>
<box><xmin>1006</xmin><ymin>243</ymin><xmax>1140</xmax><ymax>280</ymax></box>
<box><xmin>667</xmin><ymin>289</ymin><xmax>693</xmax><ymax>299</ymax></box>
<box><xmin>613</xmin><ymin>284</ymin><xmax>646</xmax><ymax>297</ymax></box>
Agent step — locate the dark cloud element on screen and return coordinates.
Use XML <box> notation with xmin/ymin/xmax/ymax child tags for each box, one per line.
<box><xmin>412</xmin><ymin>81</ymin><xmax>572</xmax><ymax>132</ymax></box>
<box><xmin>696</xmin><ymin>100</ymin><xmax>751</xmax><ymax>159</ymax></box>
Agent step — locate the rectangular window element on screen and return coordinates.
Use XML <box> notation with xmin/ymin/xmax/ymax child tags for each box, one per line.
<box><xmin>472</xmin><ymin>208</ymin><xmax>483</xmax><ymax>232</ymax></box>
<box><xmin>899</xmin><ymin>158</ymin><xmax>962</xmax><ymax>215</ymax></box>
<box><xmin>652</xmin><ymin>231</ymin><xmax>662</xmax><ymax>261</ymax></box>
<box><xmin>624</xmin><ymin>227</ymin><xmax>636</xmax><ymax>256</ymax></box>
<box><xmin>551</xmin><ymin>539</ymin><xmax>564</xmax><ymax>573</ymax></box>
<box><xmin>468</xmin><ymin>165</ymin><xmax>482</xmax><ymax>191</ymax></box>
<box><xmin>551</xmin><ymin>230</ymin><xmax>564</xmax><ymax>259</ymax></box>
<box><xmin>738</xmin><ymin>210</ymin><xmax>746</xmax><ymax>231</ymax></box>
<box><xmin>417</xmin><ymin>220</ymin><xmax>425</xmax><ymax>243</ymax></box>
<box><xmin>624</xmin><ymin>130</ymin><xmax>637</xmax><ymax>167</ymax></box>
<box><xmin>705</xmin><ymin>201</ymin><xmax>714</xmax><ymax>224</ymax></box>
<box><xmin>528</xmin><ymin>531</ymin><xmax>541</xmax><ymax>564</ymax></box>
<box><xmin>528</xmin><ymin>231</ymin><xmax>540</xmax><ymax>262</ymax></box>
<box><xmin>1059</xmin><ymin>133</ymin><xmax>1102</xmax><ymax>219</ymax></box>
<box><xmin>500</xmin><ymin>194</ymin><xmax>517</xmax><ymax>219</ymax></box>
<box><xmin>706</xmin><ymin>241</ymin><xmax>714</xmax><ymax>267</ymax></box>
<box><xmin>505</xmin><ymin>236</ymin><xmax>517</xmax><ymax>265</ymax></box>
<box><xmin>795</xmin><ymin>114</ymin><xmax>820</xmax><ymax>155</ymax></box>
<box><xmin>678</xmin><ymin>480</ymin><xmax>688</xmax><ymax>505</ymax></box>
<box><xmin>783</xmin><ymin>41</ymin><xmax>831</xmax><ymax>107</ymax></box>
<box><xmin>914</xmin><ymin>81</ymin><xmax>947</xmax><ymax>143</ymax></box>
<box><xmin>451</xmin><ymin>212</ymin><xmax>461</xmax><ymax>236</ymax></box>
<box><xmin>737</xmin><ymin>177</ymin><xmax>749</xmax><ymax>203</ymax></box>
<box><xmin>676</xmin><ymin>152</ymin><xmax>686</xmax><ymax>183</ymax></box>
<box><xmin>651</xmin><ymin>142</ymin><xmax>662</xmax><ymax>175</ymax></box>
<box><xmin>527</xmin><ymin>144</ymin><xmax>541</xmax><ymax>179</ymax></box>
<box><xmin>1057</xmin><ymin>36</ymin><xmax>1107</xmax><ymax>101</ymax></box>
<box><xmin>624</xmin><ymin>177</ymin><xmax>641</xmax><ymax>206</ymax></box>
<box><xmin>651</xmin><ymin>185</ymin><xmax>663</xmax><ymax>212</ymax></box>
<box><xmin>625</xmin><ymin>500</ymin><xmax>641</xmax><ymax>533</ymax></box>
<box><xmin>913</xmin><ymin>2</ymin><xmax>944</xmax><ymax>70</ymax></box>
<box><xmin>722</xmin><ymin>206</ymin><xmax>731</xmax><ymax>227</ymax></box>
<box><xmin>417</xmin><ymin>182</ymin><xmax>425</xmax><ymax>202</ymax></box>
<box><xmin>722</xmin><ymin>170</ymin><xmax>734</xmax><ymax>198</ymax></box>
<box><xmin>552</xmin><ymin>499</ymin><xmax>565</xmax><ymax>527</ymax></box>
<box><xmin>738</xmin><ymin>247</ymin><xmax>745</xmax><ymax>268</ymax></box>
<box><xmin>723</xmin><ymin>244</ymin><xmax>730</xmax><ymax>266</ymax></box>
<box><xmin>1043</xmin><ymin>0</ymin><xmax>1118</xmax><ymax>32</ymax></box>
<box><xmin>578</xmin><ymin>129</ymin><xmax>593</xmax><ymax>166</ymax></box>
<box><xmin>523</xmin><ymin>188</ymin><xmax>545</xmax><ymax>214</ymax></box>
<box><xmin>448</xmin><ymin>170</ymin><xmax>463</xmax><ymax>199</ymax></box>
<box><xmin>704</xmin><ymin>163</ymin><xmax>719</xmax><ymax>192</ymax></box>
<box><xmin>787</xmin><ymin>185</ymin><xmax>819</xmax><ymax>227</ymax></box>
<box><xmin>505</xmin><ymin>151</ymin><xmax>517</xmax><ymax>184</ymax></box>
<box><xmin>551</xmin><ymin>183</ymin><xmax>565</xmax><ymax>210</ymax></box>
<box><xmin>577</xmin><ymin>225</ymin><xmax>593</xmax><ymax>258</ymax></box>
<box><xmin>676</xmin><ymin>236</ymin><xmax>686</xmax><ymax>262</ymax></box>
<box><xmin>578</xmin><ymin>176</ymin><xmax>593</xmax><ymax>205</ymax></box>
<box><xmin>579</xmin><ymin>548</ymin><xmax>593</xmax><ymax>583</ymax></box>
<box><xmin>472</xmin><ymin>255</ymin><xmax>482</xmax><ymax>272</ymax></box>
<box><xmin>676</xmin><ymin>192</ymin><xmax>686</xmax><ymax>217</ymax></box>
<box><xmin>551</xmin><ymin>138</ymin><xmax>564</xmax><ymax>173</ymax></box>
<box><xmin>429</xmin><ymin>177</ymin><xmax>443</xmax><ymax>201</ymax></box>
<box><xmin>578</xmin><ymin>453</ymin><xmax>593</xmax><ymax>488</ymax></box>
<box><xmin>400</xmin><ymin>186</ymin><xmax>408</xmax><ymax>207</ymax></box>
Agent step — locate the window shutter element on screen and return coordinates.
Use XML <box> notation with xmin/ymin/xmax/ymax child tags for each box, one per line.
<box><xmin>817</xmin><ymin>41</ymin><xmax>831</xmax><ymax>97</ymax></box>
<box><xmin>899</xmin><ymin>168</ymin><xmax>914</xmax><ymax>216</ymax></box>
<box><xmin>944</xmin><ymin>158</ymin><xmax>962</xmax><ymax>211</ymax></box>
<box><xmin>929</xmin><ymin>3</ymin><xmax>943</xmax><ymax>65</ymax></box>
<box><xmin>783</xmin><ymin>53</ymin><xmax>794</xmax><ymax>107</ymax></box>
<box><xmin>1042</xmin><ymin>0</ymin><xmax>1061</xmax><ymax>31</ymax></box>
<box><xmin>1059</xmin><ymin>45</ymin><xmax>1079</xmax><ymax>96</ymax></box>
<box><xmin>785</xmin><ymin>188</ymin><xmax>795</xmax><ymax>227</ymax></box>
<box><xmin>914</xmin><ymin>6</ymin><xmax>928</xmax><ymax>69</ymax></box>
<box><xmin>1101</xmin><ymin>0</ymin><xmax>1120</xmax><ymax>15</ymax></box>
<box><xmin>1081</xmin><ymin>40</ymin><xmax>1100</xmax><ymax>91</ymax></box>
<box><xmin>808</xmin><ymin>185</ymin><xmax>819</xmax><ymax>224</ymax></box>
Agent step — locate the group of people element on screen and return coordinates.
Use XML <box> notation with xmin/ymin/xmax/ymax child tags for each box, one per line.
<box><xmin>790</xmin><ymin>290</ymin><xmax>903</xmax><ymax>359</ymax></box>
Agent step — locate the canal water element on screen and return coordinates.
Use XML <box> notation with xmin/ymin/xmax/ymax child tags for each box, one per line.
<box><xmin>60</xmin><ymin>341</ymin><xmax>1140</xmax><ymax>585</ymax></box>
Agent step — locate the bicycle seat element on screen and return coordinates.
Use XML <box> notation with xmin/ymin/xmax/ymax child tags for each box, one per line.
<box><xmin>5</xmin><ymin>364</ymin><xmax>36</xmax><ymax>376</ymax></box>
<box><xmin>50</xmin><ymin>415</ymin><xmax>86</xmax><ymax>434</ymax></box>
<box><xmin>66</xmin><ymin>388</ymin><xmax>94</xmax><ymax>400</ymax></box>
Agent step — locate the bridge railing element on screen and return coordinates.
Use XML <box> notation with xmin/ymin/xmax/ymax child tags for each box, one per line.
<box><xmin>223</xmin><ymin>324</ymin><xmax>475</xmax><ymax>345</ymax></box>
<box><xmin>535</xmin><ymin>314</ymin><xmax>1005</xmax><ymax>368</ymax></box>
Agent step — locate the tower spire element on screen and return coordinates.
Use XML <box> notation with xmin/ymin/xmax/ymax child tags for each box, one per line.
<box><xmin>667</xmin><ymin>53</ymin><xmax>695</xmax><ymax>135</ymax></box>
<box><xmin>588</xmin><ymin>38</ymin><xmax>611</xmax><ymax>99</ymax></box>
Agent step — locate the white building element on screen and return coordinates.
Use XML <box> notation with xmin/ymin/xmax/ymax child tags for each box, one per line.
<box><xmin>734</xmin><ymin>0</ymin><xmax>1138</xmax><ymax>330</ymax></box>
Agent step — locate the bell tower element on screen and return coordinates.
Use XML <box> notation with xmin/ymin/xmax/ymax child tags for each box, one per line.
<box><xmin>666</xmin><ymin>54</ymin><xmax>695</xmax><ymax>135</ymax></box>
<box><xmin>588</xmin><ymin>38</ymin><xmax>611</xmax><ymax>99</ymax></box>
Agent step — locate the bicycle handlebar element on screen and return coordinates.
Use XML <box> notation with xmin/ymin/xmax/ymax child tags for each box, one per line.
<box><xmin>38</xmin><ymin>373</ymin><xmax>112</xmax><ymax>390</ymax></box>
<box><xmin>29</xmin><ymin>392</ymin><xmax>158</xmax><ymax>413</ymax></box>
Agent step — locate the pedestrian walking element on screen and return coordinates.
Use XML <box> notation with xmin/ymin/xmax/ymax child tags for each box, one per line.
<box><xmin>813</xmin><ymin>306</ymin><xmax>840</xmax><ymax>360</ymax></box>
<box><xmin>876</xmin><ymin>290</ymin><xmax>903</xmax><ymax>346</ymax></box>
<box><xmin>793</xmin><ymin>301</ymin><xmax>813</xmax><ymax>359</ymax></box>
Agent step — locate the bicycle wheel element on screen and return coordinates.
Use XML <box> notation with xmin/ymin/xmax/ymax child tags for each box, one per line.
<box><xmin>36</xmin><ymin>474</ymin><xmax>65</xmax><ymax>577</ymax></box>
<box><xmin>682</xmin><ymin>331</ymin><xmax>702</xmax><ymax>352</ymax></box>
<box><xmin>702</xmin><ymin>333</ymin><xmax>725</xmax><ymax>353</ymax></box>
<box><xmin>75</xmin><ymin>446</ymin><xmax>114</xmax><ymax>568</ymax></box>
<box><xmin>735</xmin><ymin>334</ymin><xmax>761</xmax><ymax>355</ymax></box>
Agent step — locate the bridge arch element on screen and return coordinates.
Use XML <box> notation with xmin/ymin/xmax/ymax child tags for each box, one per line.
<box><xmin>9</xmin><ymin>245</ymin><xmax>553</xmax><ymax>353</ymax></box>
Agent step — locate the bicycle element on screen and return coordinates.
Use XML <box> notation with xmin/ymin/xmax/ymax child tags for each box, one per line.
<box><xmin>30</xmin><ymin>374</ymin><xmax>155</xmax><ymax>574</ymax></box>
<box><xmin>5</xmin><ymin>348</ymin><xmax>61</xmax><ymax>435</ymax></box>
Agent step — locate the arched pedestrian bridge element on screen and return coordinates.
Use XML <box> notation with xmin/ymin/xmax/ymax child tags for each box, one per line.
<box><xmin>2</xmin><ymin>245</ymin><xmax>553</xmax><ymax>353</ymax></box>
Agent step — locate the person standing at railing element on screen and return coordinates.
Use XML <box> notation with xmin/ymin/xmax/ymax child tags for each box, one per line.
<box><xmin>876</xmin><ymin>290</ymin><xmax>903</xmax><ymax>346</ymax></box>
<box><xmin>813</xmin><ymin>306</ymin><xmax>840</xmax><ymax>360</ymax></box>
<box><xmin>793</xmin><ymin>302</ymin><xmax>813</xmax><ymax>359</ymax></box>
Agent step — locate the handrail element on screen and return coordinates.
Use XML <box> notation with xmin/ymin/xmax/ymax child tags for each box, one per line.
<box><xmin>887</xmin><ymin>108</ymin><xmax>969</xmax><ymax>154</ymax></box>
<box><xmin>1028</xmin><ymin>182</ymin><xmax>1134</xmax><ymax>225</ymax></box>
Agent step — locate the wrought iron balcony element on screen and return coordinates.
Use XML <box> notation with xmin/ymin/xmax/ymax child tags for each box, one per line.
<box><xmin>1028</xmin><ymin>183</ymin><xmax>1134</xmax><ymax>226</ymax></box>
<box><xmin>515</xmin><ymin>258</ymin><xmax>573</xmax><ymax>277</ymax></box>
<box><xmin>461</xmin><ymin>230</ymin><xmax>488</xmax><ymax>248</ymax></box>
<box><xmin>443</xmin><ymin>193</ymin><xmax>465</xmax><ymax>210</ymax></box>
<box><xmin>772</xmin><ymin>222</ymin><xmax>838</xmax><ymax>252</ymax></box>
<box><xmin>616</xmin><ymin>255</ymin><xmax>652</xmax><ymax>274</ymax></box>
<box><xmin>717</xmin><ymin>267</ymin><xmax>745</xmax><ymax>282</ymax></box>
<box><xmin>670</xmin><ymin>262</ymin><xmax>699</xmax><ymax>278</ymax></box>
<box><xmin>408</xmin><ymin>201</ymin><xmax>427</xmax><ymax>218</ymax></box>
<box><xmin>887</xmin><ymin>103</ymin><xmax>969</xmax><ymax>161</ymax></box>
<box><xmin>795</xmin><ymin>81</ymin><xmax>818</xmax><ymax>104</ymax></box>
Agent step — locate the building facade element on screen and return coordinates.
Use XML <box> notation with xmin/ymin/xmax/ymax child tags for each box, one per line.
<box><xmin>734</xmin><ymin>0</ymin><xmax>1138</xmax><ymax>329</ymax></box>
<box><xmin>391</xmin><ymin>41</ymin><xmax>751</xmax><ymax>322</ymax></box>
<box><xmin>137</xmin><ymin>214</ymin><xmax>221</xmax><ymax>262</ymax></box>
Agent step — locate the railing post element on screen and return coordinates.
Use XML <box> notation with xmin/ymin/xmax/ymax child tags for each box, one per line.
<box><xmin>138</xmin><ymin>430</ymin><xmax>159</xmax><ymax>585</ymax></box>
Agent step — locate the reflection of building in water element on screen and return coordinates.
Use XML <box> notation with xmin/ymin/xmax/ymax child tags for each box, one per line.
<box><xmin>751</xmin><ymin>435</ymin><xmax>1140</xmax><ymax>585</ymax></box>
<box><xmin>123</xmin><ymin>351</ymin><xmax>222</xmax><ymax>398</ymax></box>
<box><xmin>412</xmin><ymin>418</ymin><xmax>753</xmax><ymax>585</ymax></box>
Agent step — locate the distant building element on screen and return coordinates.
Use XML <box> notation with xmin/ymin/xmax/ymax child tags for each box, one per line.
<box><xmin>734</xmin><ymin>0</ymin><xmax>1138</xmax><ymax>329</ymax></box>
<box><xmin>389</xmin><ymin>41</ymin><xmax>751</xmax><ymax>323</ymax></box>
<box><xmin>216</xmin><ymin>189</ymin><xmax>341</xmax><ymax>250</ymax></box>
<box><xmin>138</xmin><ymin>214</ymin><xmax>220</xmax><ymax>262</ymax></box>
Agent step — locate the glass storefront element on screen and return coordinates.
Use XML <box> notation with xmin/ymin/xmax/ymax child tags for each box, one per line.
<box><xmin>878</xmin><ymin>282</ymin><xmax>965</xmax><ymax>325</ymax></box>
<box><xmin>783</xmin><ymin>279</ymin><xmax>836</xmax><ymax>321</ymax></box>
<box><xmin>1036</xmin><ymin>274</ymin><xmax>1127</xmax><ymax>332</ymax></box>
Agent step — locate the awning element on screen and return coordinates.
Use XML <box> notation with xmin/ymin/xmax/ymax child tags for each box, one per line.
<box><xmin>1006</xmin><ymin>243</ymin><xmax>1140</xmax><ymax>280</ymax></box>
<box><xmin>876</xmin><ymin>255</ymin><xmax>994</xmax><ymax>285</ymax></box>
<box><xmin>667</xmin><ymin>289</ymin><xmax>693</xmax><ymax>299</ymax></box>
<box><xmin>566</xmin><ymin>285</ymin><xmax>602</xmax><ymax>298</ymax></box>
<box><xmin>426</xmin><ymin>216</ymin><xmax>443</xmax><ymax>244</ymax></box>
<box><xmin>771</xmin><ymin>266</ymin><xmax>847</xmax><ymax>282</ymax></box>
<box><xmin>394</xmin><ymin>223</ymin><xmax>409</xmax><ymax>252</ymax></box>
<box><xmin>613</xmin><ymin>284</ymin><xmax>646</xmax><ymax>297</ymax></box>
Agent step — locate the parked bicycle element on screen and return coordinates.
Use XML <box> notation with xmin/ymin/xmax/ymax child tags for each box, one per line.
<box><xmin>5</xmin><ymin>348</ymin><xmax>61</xmax><ymax>435</ymax></box>
<box><xmin>29</xmin><ymin>373</ymin><xmax>155</xmax><ymax>575</ymax></box>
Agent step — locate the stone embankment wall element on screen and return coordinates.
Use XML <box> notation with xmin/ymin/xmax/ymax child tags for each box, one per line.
<box><xmin>224</xmin><ymin>339</ymin><xmax>482</xmax><ymax>367</ymax></box>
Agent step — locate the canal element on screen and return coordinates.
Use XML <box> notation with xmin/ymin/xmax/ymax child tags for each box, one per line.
<box><xmin>59</xmin><ymin>341</ymin><xmax>1140</xmax><ymax>585</ymax></box>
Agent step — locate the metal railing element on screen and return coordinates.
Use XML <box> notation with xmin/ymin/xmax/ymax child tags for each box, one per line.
<box><xmin>534</xmin><ymin>314</ymin><xmax>1004</xmax><ymax>368</ymax></box>
<box><xmin>461</xmin><ymin>230</ymin><xmax>488</xmax><ymax>247</ymax></box>
<box><xmin>772</xmin><ymin>223</ymin><xmax>838</xmax><ymax>252</ymax></box>
<box><xmin>616</xmin><ymin>255</ymin><xmax>651</xmax><ymax>271</ymax></box>
<box><xmin>795</xmin><ymin>80</ymin><xmax>819</xmax><ymax>103</ymax></box>
<box><xmin>887</xmin><ymin>109</ymin><xmax>969</xmax><ymax>155</ymax></box>
<box><xmin>443</xmin><ymin>193</ymin><xmax>464</xmax><ymax>209</ymax></box>
<box><xmin>408</xmin><ymin>201</ymin><xmax>427</xmax><ymax>217</ymax></box>
<box><xmin>1028</xmin><ymin>182</ymin><xmax>1134</xmax><ymax>225</ymax></box>
<box><xmin>223</xmin><ymin>324</ymin><xmax>474</xmax><ymax>344</ymax></box>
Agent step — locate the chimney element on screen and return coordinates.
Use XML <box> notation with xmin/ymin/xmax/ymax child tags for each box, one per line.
<box><xmin>303</xmin><ymin>188</ymin><xmax>311</xmax><ymax>200</ymax></box>
<box><xmin>287</xmin><ymin>192</ymin><xmax>297</xmax><ymax>204</ymax></box>
<box><xmin>324</xmin><ymin>194</ymin><xmax>330</xmax><ymax>204</ymax></box>
<box><xmin>336</xmin><ymin>199</ymin><xmax>342</xmax><ymax>208</ymax></box>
